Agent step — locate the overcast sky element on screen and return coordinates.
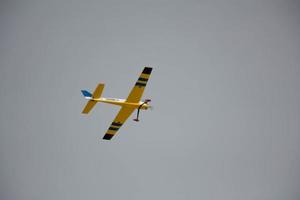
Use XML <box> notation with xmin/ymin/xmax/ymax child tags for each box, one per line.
<box><xmin>1</xmin><ymin>0</ymin><xmax>300</xmax><ymax>200</ymax></box>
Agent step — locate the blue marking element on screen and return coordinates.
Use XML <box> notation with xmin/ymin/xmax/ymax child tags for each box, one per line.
<box><xmin>81</xmin><ymin>90</ymin><xmax>92</xmax><ymax>97</ymax></box>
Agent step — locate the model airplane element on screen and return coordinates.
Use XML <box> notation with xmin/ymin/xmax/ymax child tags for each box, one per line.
<box><xmin>81</xmin><ymin>67</ymin><xmax>153</xmax><ymax>140</ymax></box>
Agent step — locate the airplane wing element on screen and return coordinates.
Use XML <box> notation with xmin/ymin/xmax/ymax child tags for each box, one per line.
<box><xmin>103</xmin><ymin>106</ymin><xmax>135</xmax><ymax>140</ymax></box>
<box><xmin>126</xmin><ymin>67</ymin><xmax>152</xmax><ymax>103</ymax></box>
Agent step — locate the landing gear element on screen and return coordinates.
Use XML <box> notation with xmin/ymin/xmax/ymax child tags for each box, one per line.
<box><xmin>133</xmin><ymin>99</ymin><xmax>151</xmax><ymax>122</ymax></box>
<box><xmin>133</xmin><ymin>103</ymin><xmax>144</xmax><ymax>122</ymax></box>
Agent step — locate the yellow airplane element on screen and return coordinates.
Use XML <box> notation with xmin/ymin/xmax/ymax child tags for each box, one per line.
<box><xmin>81</xmin><ymin>67</ymin><xmax>153</xmax><ymax>140</ymax></box>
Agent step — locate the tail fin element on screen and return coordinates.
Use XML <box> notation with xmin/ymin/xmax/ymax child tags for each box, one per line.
<box><xmin>81</xmin><ymin>90</ymin><xmax>92</xmax><ymax>99</ymax></box>
<box><xmin>81</xmin><ymin>83</ymin><xmax>104</xmax><ymax>114</ymax></box>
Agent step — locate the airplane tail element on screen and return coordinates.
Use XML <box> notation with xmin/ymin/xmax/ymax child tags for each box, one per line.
<box><xmin>81</xmin><ymin>83</ymin><xmax>104</xmax><ymax>114</ymax></box>
<box><xmin>81</xmin><ymin>90</ymin><xmax>92</xmax><ymax>99</ymax></box>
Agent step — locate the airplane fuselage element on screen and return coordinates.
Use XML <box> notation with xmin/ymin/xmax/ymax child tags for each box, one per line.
<box><xmin>85</xmin><ymin>97</ymin><xmax>150</xmax><ymax>110</ymax></box>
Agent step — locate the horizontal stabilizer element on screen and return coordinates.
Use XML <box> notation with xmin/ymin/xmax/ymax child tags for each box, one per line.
<box><xmin>81</xmin><ymin>83</ymin><xmax>105</xmax><ymax>114</ymax></box>
<box><xmin>92</xmin><ymin>84</ymin><xmax>104</xmax><ymax>99</ymax></box>
<box><xmin>82</xmin><ymin>100</ymin><xmax>97</xmax><ymax>114</ymax></box>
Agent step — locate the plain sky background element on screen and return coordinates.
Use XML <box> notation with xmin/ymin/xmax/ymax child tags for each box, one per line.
<box><xmin>1</xmin><ymin>0</ymin><xmax>300</xmax><ymax>199</ymax></box>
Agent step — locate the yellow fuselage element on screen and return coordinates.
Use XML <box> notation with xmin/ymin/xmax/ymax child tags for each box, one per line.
<box><xmin>93</xmin><ymin>97</ymin><xmax>149</xmax><ymax>110</ymax></box>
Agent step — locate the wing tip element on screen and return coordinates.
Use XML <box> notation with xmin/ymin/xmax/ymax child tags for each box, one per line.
<box><xmin>142</xmin><ymin>67</ymin><xmax>152</xmax><ymax>74</ymax></box>
<box><xmin>103</xmin><ymin>134</ymin><xmax>114</xmax><ymax>140</ymax></box>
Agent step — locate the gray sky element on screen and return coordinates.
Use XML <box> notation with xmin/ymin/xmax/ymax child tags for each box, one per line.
<box><xmin>1</xmin><ymin>0</ymin><xmax>300</xmax><ymax>199</ymax></box>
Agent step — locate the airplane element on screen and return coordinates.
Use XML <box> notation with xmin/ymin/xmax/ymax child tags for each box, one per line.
<box><xmin>81</xmin><ymin>67</ymin><xmax>153</xmax><ymax>140</ymax></box>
